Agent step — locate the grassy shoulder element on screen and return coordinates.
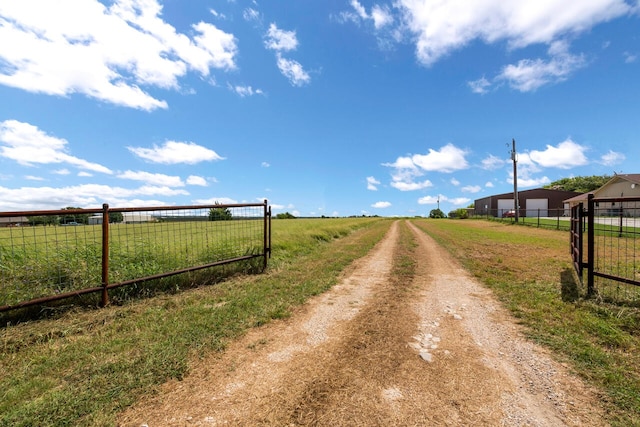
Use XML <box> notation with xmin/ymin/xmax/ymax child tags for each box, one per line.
<box><xmin>0</xmin><ymin>217</ymin><xmax>392</xmax><ymax>427</ymax></box>
<box><xmin>412</xmin><ymin>218</ymin><xmax>640</xmax><ymax>427</ymax></box>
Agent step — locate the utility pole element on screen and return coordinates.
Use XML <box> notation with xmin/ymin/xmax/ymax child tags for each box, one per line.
<box><xmin>510</xmin><ymin>138</ymin><xmax>519</xmax><ymax>222</ymax></box>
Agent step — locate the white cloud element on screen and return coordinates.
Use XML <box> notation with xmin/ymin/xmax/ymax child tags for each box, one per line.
<box><xmin>229</xmin><ymin>84</ymin><xmax>264</xmax><ymax>97</ymax></box>
<box><xmin>0</xmin><ymin>119</ymin><xmax>112</xmax><ymax>174</ymax></box>
<box><xmin>372</xmin><ymin>201</ymin><xmax>391</xmax><ymax>208</ymax></box>
<box><xmin>25</xmin><ymin>175</ymin><xmax>44</xmax><ymax>181</ymax></box>
<box><xmin>371</xmin><ymin>5</ymin><xmax>394</xmax><ymax>29</ymax></box>
<box><xmin>461</xmin><ymin>185</ymin><xmax>481</xmax><ymax>193</ymax></box>
<box><xmin>54</xmin><ymin>168</ymin><xmax>71</xmax><ymax>175</ymax></box>
<box><xmin>450</xmin><ymin>178</ymin><xmax>460</xmax><ymax>186</ymax></box>
<box><xmin>396</xmin><ymin>0</ymin><xmax>632</xmax><ymax>67</ymax></box>
<box><xmin>186</xmin><ymin>175</ymin><xmax>207</xmax><ymax>186</ymax></box>
<box><xmin>390</xmin><ymin>179</ymin><xmax>432</xmax><ymax>191</ymax></box>
<box><xmin>243</xmin><ymin>8</ymin><xmax>261</xmax><ymax>23</ymax></box>
<box><xmin>498</xmin><ymin>47</ymin><xmax>586</xmax><ymax>92</ymax></box>
<box><xmin>261</xmin><ymin>162</ymin><xmax>270</xmax><ymax>168</ymax></box>
<box><xmin>367</xmin><ymin>176</ymin><xmax>381</xmax><ymax>190</ymax></box>
<box><xmin>118</xmin><ymin>170</ymin><xmax>184</xmax><ymax>187</ymax></box>
<box><xmin>528</xmin><ymin>138</ymin><xmax>588</xmax><ymax>169</ymax></box>
<box><xmin>0</xmin><ymin>183</ymin><xmax>188</xmax><ymax>211</ymax></box>
<box><xmin>128</xmin><ymin>140</ymin><xmax>224</xmax><ymax>164</ymax></box>
<box><xmin>417</xmin><ymin>195</ymin><xmax>441</xmax><ymax>205</ymax></box>
<box><xmin>411</xmin><ymin>143</ymin><xmax>469</xmax><ymax>172</ymax></box>
<box><xmin>192</xmin><ymin>196</ymin><xmax>238</xmax><ymax>205</ymax></box>
<box><xmin>600</xmin><ymin>150</ymin><xmax>625</xmax><ymax>166</ymax></box>
<box><xmin>485</xmin><ymin>181</ymin><xmax>494</xmax><ymax>188</ymax></box>
<box><xmin>481</xmin><ymin>154</ymin><xmax>505</xmax><ymax>170</ymax></box>
<box><xmin>276</xmin><ymin>54</ymin><xmax>311</xmax><ymax>86</ymax></box>
<box><xmin>0</xmin><ymin>0</ymin><xmax>238</xmax><ymax>110</ymax></box>
<box><xmin>264</xmin><ymin>23</ymin><xmax>299</xmax><ymax>52</ymax></box>
<box><xmin>77</xmin><ymin>171</ymin><xmax>93</xmax><ymax>177</ymax></box>
<box><xmin>624</xmin><ymin>51</ymin><xmax>637</xmax><ymax>63</ymax></box>
<box><xmin>450</xmin><ymin>197</ymin><xmax>471</xmax><ymax>206</ymax></box>
<box><xmin>468</xmin><ymin>77</ymin><xmax>491</xmax><ymax>94</ymax></box>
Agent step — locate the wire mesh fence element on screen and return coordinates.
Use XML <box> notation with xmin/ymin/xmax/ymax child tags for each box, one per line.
<box><xmin>472</xmin><ymin>208</ymin><xmax>572</xmax><ymax>231</ymax></box>
<box><xmin>590</xmin><ymin>197</ymin><xmax>640</xmax><ymax>304</ymax></box>
<box><xmin>0</xmin><ymin>202</ymin><xmax>270</xmax><ymax>312</ymax></box>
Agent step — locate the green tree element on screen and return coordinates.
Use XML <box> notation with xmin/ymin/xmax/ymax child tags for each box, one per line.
<box><xmin>109</xmin><ymin>212</ymin><xmax>123</xmax><ymax>223</ymax></box>
<box><xmin>429</xmin><ymin>208</ymin><xmax>446</xmax><ymax>219</ymax></box>
<box><xmin>544</xmin><ymin>175</ymin><xmax>611</xmax><ymax>193</ymax></box>
<box><xmin>209</xmin><ymin>203</ymin><xmax>232</xmax><ymax>221</ymax></box>
<box><xmin>60</xmin><ymin>207</ymin><xmax>89</xmax><ymax>225</ymax></box>
<box><xmin>448</xmin><ymin>208</ymin><xmax>469</xmax><ymax>219</ymax></box>
<box><xmin>275</xmin><ymin>212</ymin><xmax>296</xmax><ymax>219</ymax></box>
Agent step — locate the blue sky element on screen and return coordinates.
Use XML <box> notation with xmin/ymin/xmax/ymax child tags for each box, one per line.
<box><xmin>0</xmin><ymin>0</ymin><xmax>638</xmax><ymax>217</ymax></box>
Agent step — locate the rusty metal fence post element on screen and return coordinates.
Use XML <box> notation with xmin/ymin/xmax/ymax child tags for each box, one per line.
<box><xmin>586</xmin><ymin>193</ymin><xmax>595</xmax><ymax>297</ymax></box>
<box><xmin>101</xmin><ymin>203</ymin><xmax>110</xmax><ymax>307</ymax></box>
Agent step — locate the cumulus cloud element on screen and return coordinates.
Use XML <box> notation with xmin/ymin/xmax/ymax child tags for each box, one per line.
<box><xmin>461</xmin><ymin>185</ymin><xmax>481</xmax><ymax>193</ymax></box>
<box><xmin>390</xmin><ymin>179</ymin><xmax>432</xmax><ymax>191</ymax></box>
<box><xmin>186</xmin><ymin>175</ymin><xmax>207</xmax><ymax>186</ymax></box>
<box><xmin>118</xmin><ymin>170</ymin><xmax>184</xmax><ymax>187</ymax></box>
<box><xmin>396</xmin><ymin>0</ymin><xmax>632</xmax><ymax>66</ymax></box>
<box><xmin>342</xmin><ymin>1</ymin><xmax>634</xmax><ymax>90</ymax></box>
<box><xmin>264</xmin><ymin>23</ymin><xmax>310</xmax><ymax>86</ymax></box>
<box><xmin>384</xmin><ymin>144</ymin><xmax>468</xmax><ymax>193</ymax></box>
<box><xmin>411</xmin><ymin>144</ymin><xmax>469</xmax><ymax>172</ymax></box>
<box><xmin>417</xmin><ymin>195</ymin><xmax>442</xmax><ymax>205</ymax></box>
<box><xmin>0</xmin><ymin>119</ymin><xmax>112</xmax><ymax>174</ymax></box>
<box><xmin>498</xmin><ymin>43</ymin><xmax>586</xmax><ymax>92</ymax></box>
<box><xmin>128</xmin><ymin>140</ymin><xmax>224</xmax><ymax>164</ymax></box>
<box><xmin>265</xmin><ymin>23</ymin><xmax>299</xmax><ymax>51</ymax></box>
<box><xmin>366</xmin><ymin>176</ymin><xmax>380</xmax><ymax>190</ymax></box>
<box><xmin>0</xmin><ymin>183</ymin><xmax>188</xmax><ymax>211</ymax></box>
<box><xmin>372</xmin><ymin>201</ymin><xmax>391</xmax><ymax>208</ymax></box>
<box><xmin>0</xmin><ymin>0</ymin><xmax>238</xmax><ymax>110</ymax></box>
<box><xmin>528</xmin><ymin>138</ymin><xmax>588</xmax><ymax>169</ymax></box>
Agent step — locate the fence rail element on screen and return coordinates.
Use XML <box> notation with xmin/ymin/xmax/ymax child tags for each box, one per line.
<box><xmin>0</xmin><ymin>201</ymin><xmax>271</xmax><ymax>312</ymax></box>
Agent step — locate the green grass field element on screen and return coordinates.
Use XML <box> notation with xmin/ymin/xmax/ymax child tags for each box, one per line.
<box><xmin>1</xmin><ymin>217</ymin><xmax>639</xmax><ymax>426</ymax></box>
<box><xmin>0</xmin><ymin>219</ymin><xmax>265</xmax><ymax>308</ymax></box>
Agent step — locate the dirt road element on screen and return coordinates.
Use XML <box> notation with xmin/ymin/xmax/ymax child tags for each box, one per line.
<box><xmin>120</xmin><ymin>221</ymin><xmax>607</xmax><ymax>426</ymax></box>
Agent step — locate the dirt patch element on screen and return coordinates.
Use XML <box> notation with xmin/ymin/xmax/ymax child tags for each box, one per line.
<box><xmin>119</xmin><ymin>220</ymin><xmax>607</xmax><ymax>426</ymax></box>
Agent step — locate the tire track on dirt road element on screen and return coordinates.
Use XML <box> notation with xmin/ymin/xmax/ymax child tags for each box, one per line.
<box><xmin>120</xmin><ymin>220</ymin><xmax>607</xmax><ymax>426</ymax></box>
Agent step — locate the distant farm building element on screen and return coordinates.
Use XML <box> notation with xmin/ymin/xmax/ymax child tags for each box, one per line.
<box><xmin>0</xmin><ymin>216</ymin><xmax>29</xmax><ymax>227</ymax></box>
<box><xmin>474</xmin><ymin>188</ymin><xmax>582</xmax><ymax>218</ymax></box>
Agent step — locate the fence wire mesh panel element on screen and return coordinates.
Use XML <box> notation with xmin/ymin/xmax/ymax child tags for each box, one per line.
<box><xmin>0</xmin><ymin>217</ymin><xmax>103</xmax><ymax>309</ymax></box>
<box><xmin>108</xmin><ymin>206</ymin><xmax>265</xmax><ymax>284</ymax></box>
<box><xmin>590</xmin><ymin>196</ymin><xmax>640</xmax><ymax>304</ymax></box>
<box><xmin>0</xmin><ymin>202</ymin><xmax>270</xmax><ymax>312</ymax></box>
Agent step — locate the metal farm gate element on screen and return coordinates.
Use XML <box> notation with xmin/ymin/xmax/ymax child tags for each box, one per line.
<box><xmin>571</xmin><ymin>194</ymin><xmax>640</xmax><ymax>302</ymax></box>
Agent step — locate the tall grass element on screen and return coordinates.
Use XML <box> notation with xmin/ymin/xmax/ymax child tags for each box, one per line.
<box><xmin>0</xmin><ymin>217</ymin><xmax>391</xmax><ymax>426</ymax></box>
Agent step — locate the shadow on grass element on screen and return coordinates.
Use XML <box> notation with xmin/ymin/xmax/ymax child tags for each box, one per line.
<box><xmin>560</xmin><ymin>268</ymin><xmax>581</xmax><ymax>302</ymax></box>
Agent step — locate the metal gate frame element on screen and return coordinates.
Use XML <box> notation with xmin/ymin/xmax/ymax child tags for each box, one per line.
<box><xmin>570</xmin><ymin>197</ymin><xmax>594</xmax><ymax>296</ymax></box>
<box><xmin>571</xmin><ymin>193</ymin><xmax>640</xmax><ymax>297</ymax></box>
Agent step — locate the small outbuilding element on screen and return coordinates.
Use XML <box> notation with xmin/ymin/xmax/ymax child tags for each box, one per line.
<box><xmin>474</xmin><ymin>188</ymin><xmax>582</xmax><ymax>218</ymax></box>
